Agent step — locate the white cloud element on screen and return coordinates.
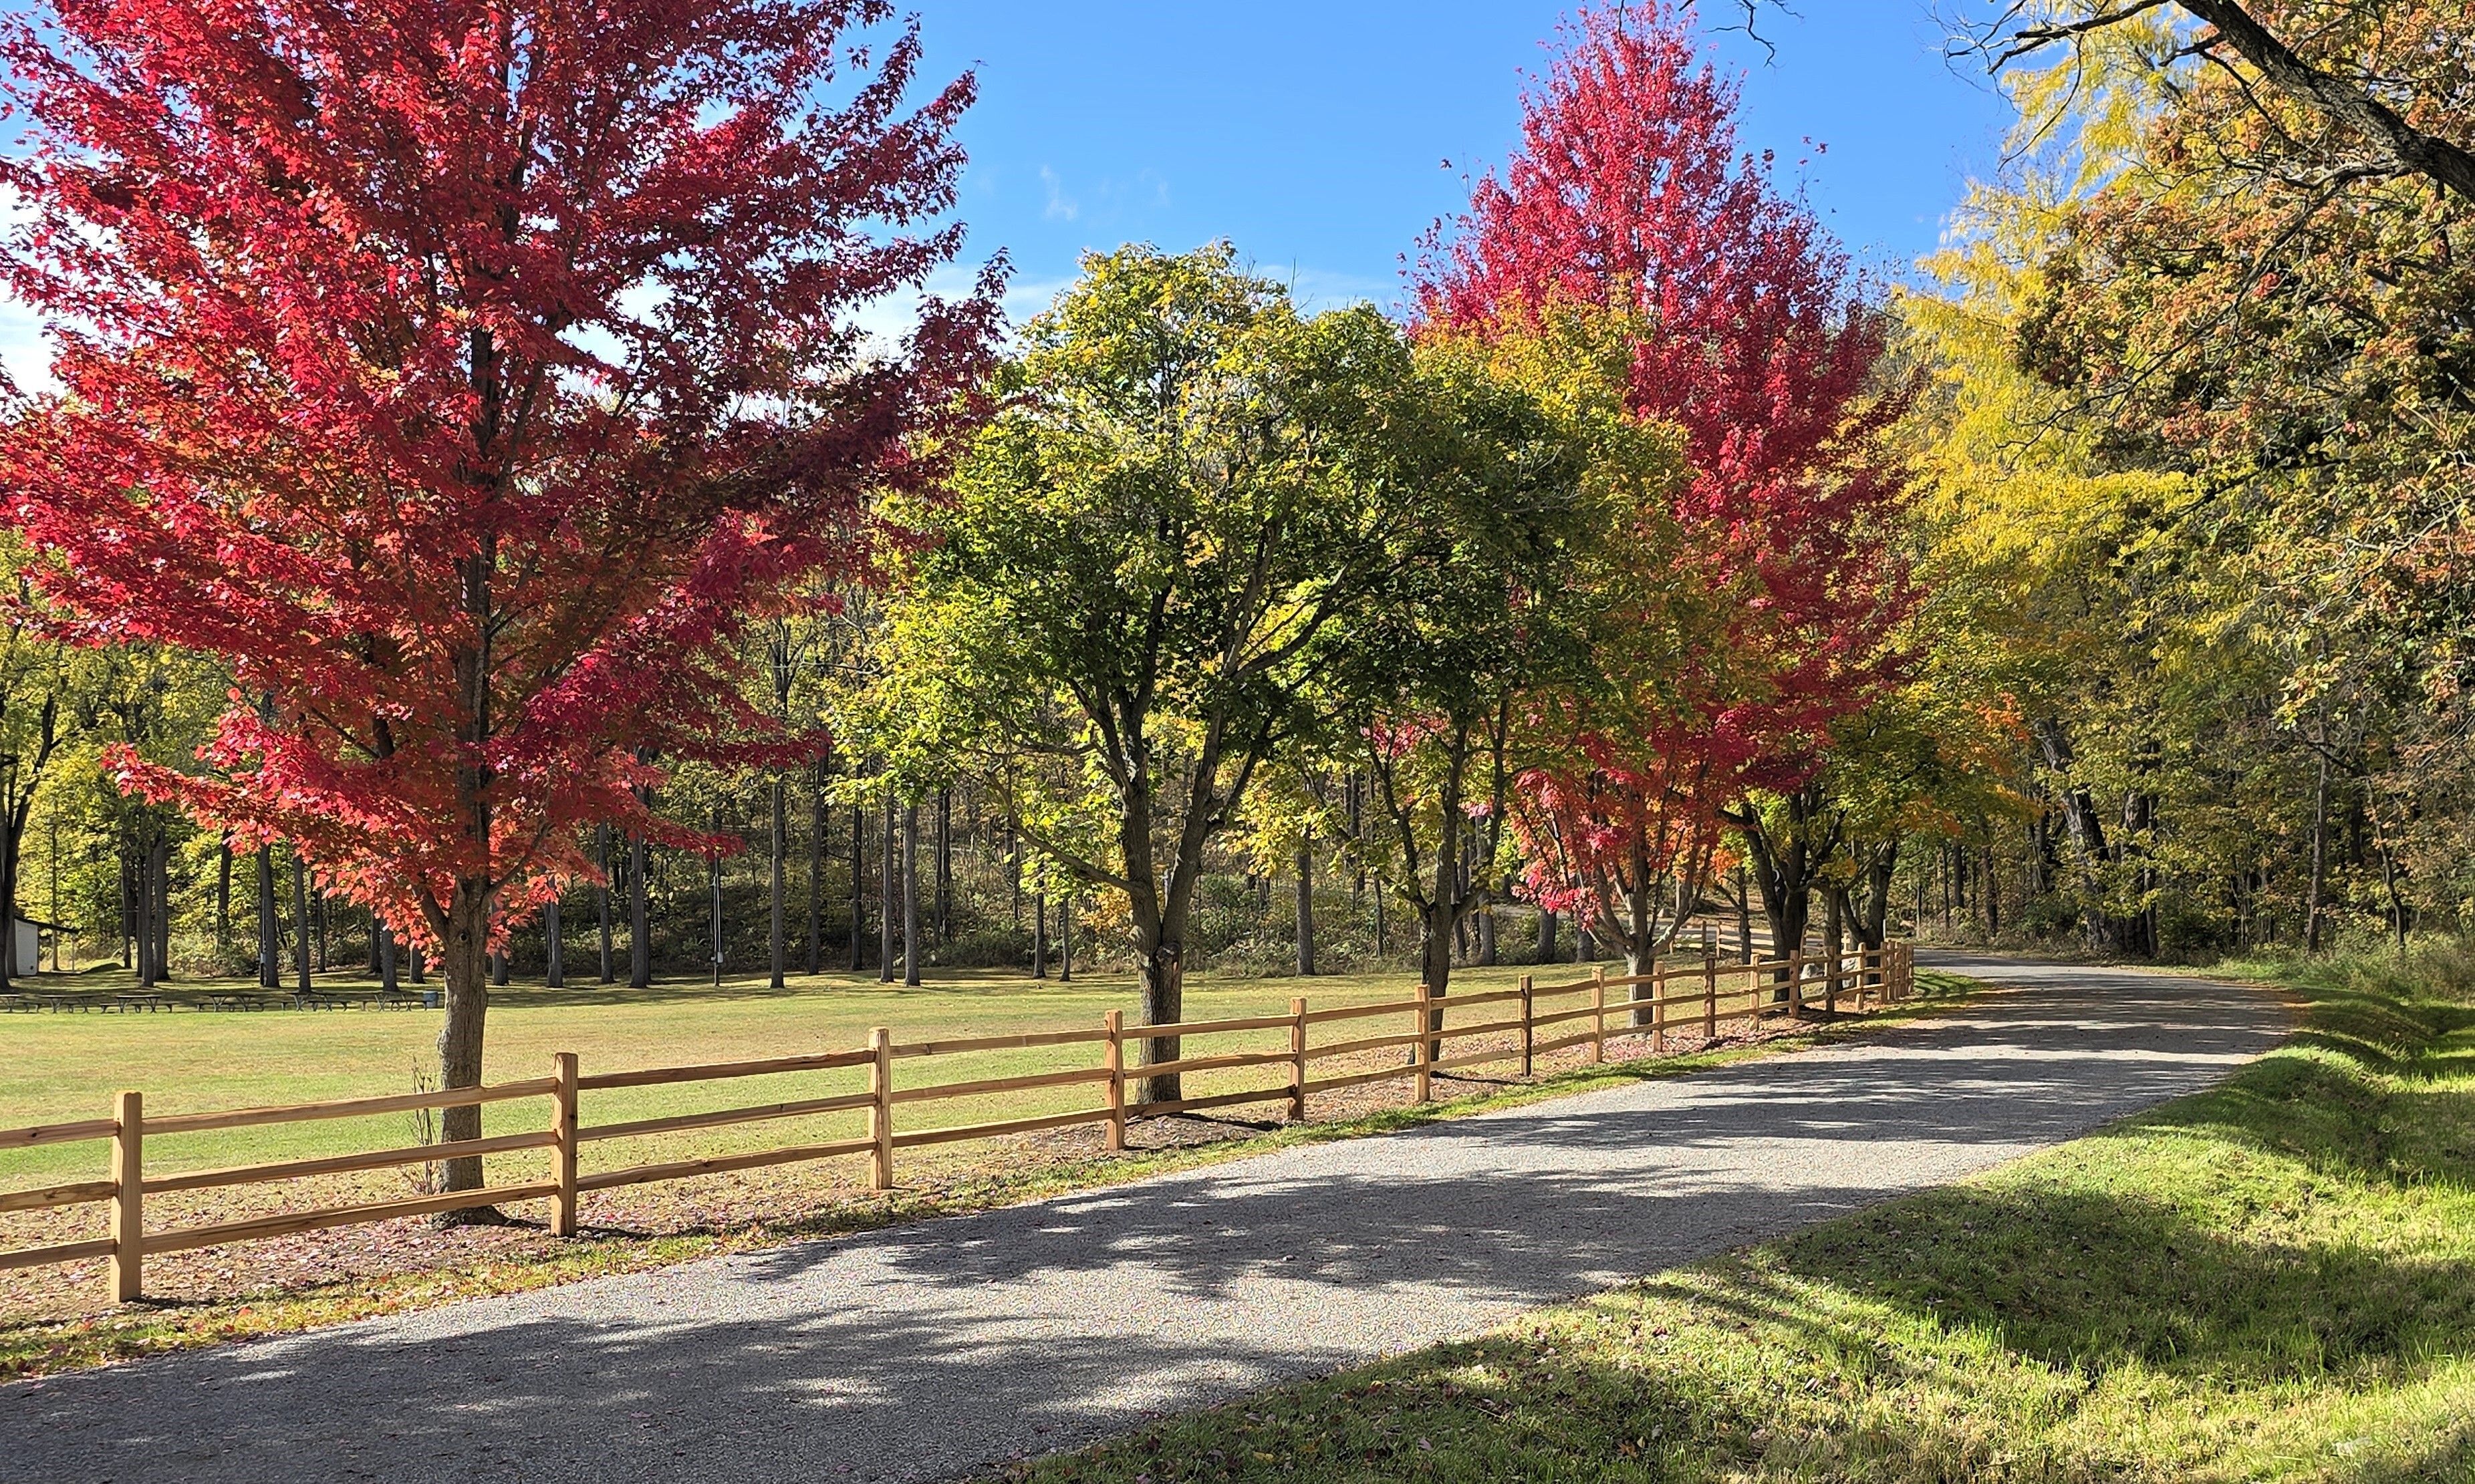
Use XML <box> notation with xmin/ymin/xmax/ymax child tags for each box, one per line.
<box><xmin>1039</xmin><ymin>165</ymin><xmax>1079</xmax><ymax>223</ymax></box>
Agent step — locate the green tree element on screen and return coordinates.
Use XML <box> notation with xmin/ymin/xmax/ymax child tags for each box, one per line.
<box><xmin>866</xmin><ymin>244</ymin><xmax>1416</xmax><ymax>1100</ymax></box>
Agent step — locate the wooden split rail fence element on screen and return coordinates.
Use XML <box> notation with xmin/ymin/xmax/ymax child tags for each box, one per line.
<box><xmin>3</xmin><ymin>941</ymin><xmax>1915</xmax><ymax>1304</ymax></box>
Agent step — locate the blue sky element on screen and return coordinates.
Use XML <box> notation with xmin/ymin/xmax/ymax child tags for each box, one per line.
<box><xmin>0</xmin><ymin>3</ymin><xmax>2022</xmax><ymax>384</ymax></box>
<box><xmin>912</xmin><ymin>1</ymin><xmax>2021</xmax><ymax>320</ymax></box>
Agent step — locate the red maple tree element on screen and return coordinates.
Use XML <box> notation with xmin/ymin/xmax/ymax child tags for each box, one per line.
<box><xmin>1414</xmin><ymin>1</ymin><xmax>1911</xmax><ymax>966</ymax></box>
<box><xmin>2</xmin><ymin>0</ymin><xmax>998</xmax><ymax>1193</ymax></box>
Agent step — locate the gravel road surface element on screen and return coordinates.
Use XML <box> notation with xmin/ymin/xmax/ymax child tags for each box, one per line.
<box><xmin>6</xmin><ymin>955</ymin><xmax>2285</xmax><ymax>1483</ymax></box>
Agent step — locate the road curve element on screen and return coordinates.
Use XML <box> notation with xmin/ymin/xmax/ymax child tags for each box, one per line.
<box><xmin>5</xmin><ymin>956</ymin><xmax>2286</xmax><ymax>1484</ymax></box>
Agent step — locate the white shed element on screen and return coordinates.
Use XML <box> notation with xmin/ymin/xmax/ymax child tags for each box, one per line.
<box><xmin>9</xmin><ymin>917</ymin><xmax>67</xmax><ymax>976</ymax></box>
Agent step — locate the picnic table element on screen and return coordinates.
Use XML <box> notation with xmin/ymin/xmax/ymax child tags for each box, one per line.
<box><xmin>199</xmin><ymin>991</ymin><xmax>285</xmax><ymax>1012</ymax></box>
<box><xmin>106</xmin><ymin>993</ymin><xmax>169</xmax><ymax>1013</ymax></box>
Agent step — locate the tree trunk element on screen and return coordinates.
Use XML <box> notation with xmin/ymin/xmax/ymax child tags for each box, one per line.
<box><xmin>257</xmin><ymin>846</ymin><xmax>280</xmax><ymax>988</ymax></box>
<box><xmin>436</xmin><ymin>880</ymin><xmax>493</xmax><ymax>1195</ymax></box>
<box><xmin>708</xmin><ymin>804</ymin><xmax>725</xmax><ymax>990</ymax></box>
<box><xmin>596</xmin><ymin>825</ymin><xmax>614</xmax><ymax>985</ymax></box>
<box><xmin>628</xmin><ymin>834</ymin><xmax>650</xmax><ymax>988</ymax></box>
<box><xmin>934</xmin><ymin>788</ymin><xmax>952</xmax><ymax>946</ymax></box>
<box><xmin>2306</xmin><ymin>742</ymin><xmax>2331</xmax><ymax>953</ymax></box>
<box><xmin>1137</xmin><ymin>935</ymin><xmax>1184</xmax><ymax>1105</ymax></box>
<box><xmin>544</xmin><ymin>899</ymin><xmax>563</xmax><ymax>988</ymax></box>
<box><xmin>380</xmin><ymin>923</ymin><xmax>399</xmax><ymax>994</ymax></box>
<box><xmin>850</xmin><ymin>797</ymin><xmax>866</xmax><ymax>973</ymax></box>
<box><xmin>132</xmin><ymin>843</ymin><xmax>154</xmax><ymax>987</ymax></box>
<box><xmin>1537</xmin><ymin>909</ymin><xmax>1558</xmax><ymax>966</ymax></box>
<box><xmin>1033</xmin><ymin>887</ymin><xmax>1048</xmax><ymax>980</ymax></box>
<box><xmin>215</xmin><ymin>841</ymin><xmax>231</xmax><ymax>945</ymax></box>
<box><xmin>878</xmin><ymin>790</ymin><xmax>896</xmax><ymax>983</ymax></box>
<box><xmin>805</xmin><ymin>763</ymin><xmax>825</xmax><ymax>976</ymax></box>
<box><xmin>769</xmin><ymin>774</ymin><xmax>788</xmax><ymax>990</ymax></box>
<box><xmin>1059</xmin><ymin>893</ymin><xmax>1075</xmax><ymax>982</ymax></box>
<box><xmin>902</xmin><ymin>800</ymin><xmax>921</xmax><ymax>986</ymax></box>
<box><xmin>289</xmin><ymin>853</ymin><xmax>311</xmax><ymax>994</ymax></box>
<box><xmin>1293</xmin><ymin>839</ymin><xmax>1315</xmax><ymax>976</ymax></box>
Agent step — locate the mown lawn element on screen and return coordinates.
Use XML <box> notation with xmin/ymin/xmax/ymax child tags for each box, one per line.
<box><xmin>991</xmin><ymin>948</ymin><xmax>2475</xmax><ymax>1484</ymax></box>
<box><xmin>1</xmin><ymin>963</ymin><xmax>1459</xmax><ymax>1188</ymax></box>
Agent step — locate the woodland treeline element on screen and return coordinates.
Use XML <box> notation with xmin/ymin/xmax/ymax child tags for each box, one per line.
<box><xmin>1</xmin><ymin>2</ymin><xmax>2468</xmax><ymax>1133</ymax></box>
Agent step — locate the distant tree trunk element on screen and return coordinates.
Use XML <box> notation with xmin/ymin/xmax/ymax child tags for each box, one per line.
<box><xmin>805</xmin><ymin>761</ymin><xmax>825</xmax><ymax>976</ymax></box>
<box><xmin>215</xmin><ymin>841</ymin><xmax>232</xmax><ymax>943</ymax></box>
<box><xmin>878</xmin><ymin>789</ymin><xmax>896</xmax><ymax>984</ymax></box>
<box><xmin>850</xmin><ymin>796</ymin><xmax>866</xmax><ymax>973</ymax></box>
<box><xmin>1059</xmin><ymin>893</ymin><xmax>1074</xmax><ymax>982</ymax></box>
<box><xmin>1033</xmin><ymin>887</ymin><xmax>1048</xmax><ymax>980</ymax></box>
<box><xmin>379</xmin><ymin>923</ymin><xmax>399</xmax><ymax>994</ymax></box>
<box><xmin>2306</xmin><ymin>740</ymin><xmax>2332</xmax><ymax>953</ymax></box>
<box><xmin>291</xmin><ymin>852</ymin><xmax>312</xmax><ymax>993</ymax></box>
<box><xmin>257</xmin><ymin>846</ymin><xmax>279</xmax><ymax>988</ymax></box>
<box><xmin>1294</xmin><ymin>838</ymin><xmax>1315</xmax><ymax>976</ymax></box>
<box><xmin>769</xmin><ymin>772</ymin><xmax>788</xmax><ymax>990</ymax></box>
<box><xmin>153</xmin><ymin>841</ymin><xmax>171</xmax><ymax>981</ymax></box>
<box><xmin>628</xmin><ymin>833</ymin><xmax>650</xmax><ymax>988</ymax></box>
<box><xmin>596</xmin><ymin>825</ymin><xmax>614</xmax><ymax>984</ymax></box>
<box><xmin>708</xmin><ymin>803</ymin><xmax>725</xmax><ymax>989</ymax></box>
<box><xmin>544</xmin><ymin>899</ymin><xmax>564</xmax><ymax>988</ymax></box>
<box><xmin>934</xmin><ymin>788</ymin><xmax>952</xmax><ymax>946</ymax></box>
<box><xmin>1537</xmin><ymin>908</ymin><xmax>1558</xmax><ymax>966</ymax></box>
<box><xmin>132</xmin><ymin>845</ymin><xmax>156</xmax><ymax>987</ymax></box>
<box><xmin>902</xmin><ymin>800</ymin><xmax>922</xmax><ymax>986</ymax></box>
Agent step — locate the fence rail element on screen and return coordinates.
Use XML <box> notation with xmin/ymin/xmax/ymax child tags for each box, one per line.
<box><xmin>1</xmin><ymin>941</ymin><xmax>1916</xmax><ymax>1304</ymax></box>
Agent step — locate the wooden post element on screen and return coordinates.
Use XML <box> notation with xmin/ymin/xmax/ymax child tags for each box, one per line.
<box><xmin>1702</xmin><ymin>957</ymin><xmax>1716</xmax><ymax>1041</ymax></box>
<box><xmin>868</xmin><ymin>1028</ymin><xmax>894</xmax><ymax>1191</ymax></box>
<box><xmin>1706</xmin><ymin>946</ymin><xmax>1722</xmax><ymax>1029</ymax></box>
<box><xmin>1590</xmin><ymin>966</ymin><xmax>1607</xmax><ymax>1064</ymax></box>
<box><xmin>1287</xmin><ymin>998</ymin><xmax>1307</xmax><ymax>1122</ymax></box>
<box><xmin>1789</xmin><ymin>951</ymin><xmax>1805</xmax><ymax>1018</ymax></box>
<box><xmin>1414</xmin><ymin>982</ymin><xmax>1433</xmax><ymax>1103</ymax></box>
<box><xmin>1517</xmin><ymin>975</ymin><xmax>1534</xmax><ymax>1079</ymax></box>
<box><xmin>551</xmin><ymin>1052</ymin><xmax>579</xmax><ymax>1237</ymax></box>
<box><xmin>1825</xmin><ymin>947</ymin><xmax>1839</xmax><ymax>1020</ymax></box>
<box><xmin>1103</xmin><ymin>1010</ymin><xmax>1128</xmax><ymax>1151</ymax></box>
<box><xmin>109</xmin><ymin>1090</ymin><xmax>142</xmax><ymax>1304</ymax></box>
<box><xmin>1651</xmin><ymin>971</ymin><xmax>1666</xmax><ymax>1053</ymax></box>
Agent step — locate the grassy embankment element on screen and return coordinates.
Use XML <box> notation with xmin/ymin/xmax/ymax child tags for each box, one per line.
<box><xmin>991</xmin><ymin>946</ymin><xmax>2475</xmax><ymax>1484</ymax></box>
<box><xmin>1</xmin><ymin>959</ymin><xmax>1970</xmax><ymax>1378</ymax></box>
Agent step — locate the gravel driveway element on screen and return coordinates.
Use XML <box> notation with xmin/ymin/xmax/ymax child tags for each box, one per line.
<box><xmin>5</xmin><ymin>955</ymin><xmax>2286</xmax><ymax>1484</ymax></box>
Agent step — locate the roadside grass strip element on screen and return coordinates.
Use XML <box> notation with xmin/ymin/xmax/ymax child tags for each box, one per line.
<box><xmin>991</xmin><ymin>951</ymin><xmax>2475</xmax><ymax>1484</ymax></box>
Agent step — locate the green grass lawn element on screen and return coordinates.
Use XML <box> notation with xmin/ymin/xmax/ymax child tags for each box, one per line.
<box><xmin>989</xmin><ymin>947</ymin><xmax>2475</xmax><ymax>1484</ymax></box>
<box><xmin>1</xmin><ymin>962</ymin><xmax>1493</xmax><ymax>1192</ymax></box>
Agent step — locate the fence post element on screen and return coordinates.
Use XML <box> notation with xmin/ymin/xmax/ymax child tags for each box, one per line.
<box><xmin>1104</xmin><ymin>1010</ymin><xmax>1128</xmax><ymax>1151</ymax></box>
<box><xmin>868</xmin><ymin>1028</ymin><xmax>894</xmax><ymax>1191</ymax></box>
<box><xmin>551</xmin><ymin>1052</ymin><xmax>579</xmax><ymax>1238</ymax></box>
<box><xmin>1825</xmin><ymin>947</ymin><xmax>1839</xmax><ymax>1020</ymax></box>
<box><xmin>1651</xmin><ymin>969</ymin><xmax>1666</xmax><ymax>1053</ymax></box>
<box><xmin>1414</xmin><ymin>982</ymin><xmax>1434</xmax><ymax>1103</ymax></box>
<box><xmin>1517</xmin><ymin>976</ymin><xmax>1534</xmax><ymax>1079</ymax></box>
<box><xmin>1789</xmin><ymin>951</ymin><xmax>1805</xmax><ymax>1018</ymax></box>
<box><xmin>1702</xmin><ymin>956</ymin><xmax>1716</xmax><ymax>1040</ymax></box>
<box><xmin>109</xmin><ymin>1089</ymin><xmax>141</xmax><ymax>1304</ymax></box>
<box><xmin>1590</xmin><ymin>966</ymin><xmax>1607</xmax><ymax>1064</ymax></box>
<box><xmin>1287</xmin><ymin>998</ymin><xmax>1307</xmax><ymax>1122</ymax></box>
<box><xmin>1706</xmin><ymin>945</ymin><xmax>1722</xmax><ymax>1029</ymax></box>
